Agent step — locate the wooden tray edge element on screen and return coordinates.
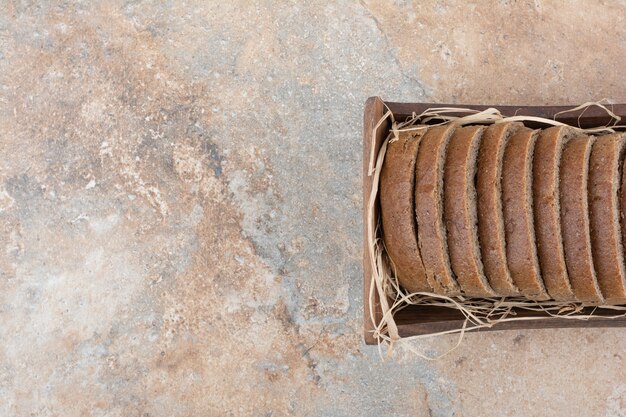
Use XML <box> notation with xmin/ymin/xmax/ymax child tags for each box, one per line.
<box><xmin>363</xmin><ymin>97</ymin><xmax>385</xmax><ymax>345</ymax></box>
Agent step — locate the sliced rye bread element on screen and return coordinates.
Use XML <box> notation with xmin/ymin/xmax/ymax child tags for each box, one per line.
<box><xmin>532</xmin><ymin>126</ymin><xmax>576</xmax><ymax>301</ymax></box>
<box><xmin>380</xmin><ymin>130</ymin><xmax>431</xmax><ymax>293</ymax></box>
<box><xmin>588</xmin><ymin>133</ymin><xmax>626</xmax><ymax>303</ymax></box>
<box><xmin>476</xmin><ymin>122</ymin><xmax>524</xmax><ymax>296</ymax></box>
<box><xmin>560</xmin><ymin>135</ymin><xmax>604</xmax><ymax>303</ymax></box>
<box><xmin>501</xmin><ymin>127</ymin><xmax>548</xmax><ymax>300</ymax></box>
<box><xmin>415</xmin><ymin>124</ymin><xmax>461</xmax><ymax>295</ymax></box>
<box><xmin>444</xmin><ymin>125</ymin><xmax>496</xmax><ymax>297</ymax></box>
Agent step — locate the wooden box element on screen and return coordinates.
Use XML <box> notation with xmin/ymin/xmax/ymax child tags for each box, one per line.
<box><xmin>363</xmin><ymin>97</ymin><xmax>626</xmax><ymax>345</ymax></box>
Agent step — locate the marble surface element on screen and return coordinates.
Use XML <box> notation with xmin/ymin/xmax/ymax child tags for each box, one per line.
<box><xmin>1</xmin><ymin>1</ymin><xmax>626</xmax><ymax>416</ymax></box>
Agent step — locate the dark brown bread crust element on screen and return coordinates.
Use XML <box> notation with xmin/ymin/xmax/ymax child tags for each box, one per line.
<box><xmin>532</xmin><ymin>126</ymin><xmax>576</xmax><ymax>301</ymax></box>
<box><xmin>621</xmin><ymin>156</ymin><xmax>626</xmax><ymax>302</ymax></box>
<box><xmin>444</xmin><ymin>125</ymin><xmax>496</xmax><ymax>297</ymax></box>
<box><xmin>476</xmin><ymin>122</ymin><xmax>524</xmax><ymax>296</ymax></box>
<box><xmin>415</xmin><ymin>124</ymin><xmax>460</xmax><ymax>295</ymax></box>
<box><xmin>589</xmin><ymin>133</ymin><xmax>626</xmax><ymax>303</ymax></box>
<box><xmin>380</xmin><ymin>130</ymin><xmax>431</xmax><ymax>293</ymax></box>
<box><xmin>560</xmin><ymin>135</ymin><xmax>604</xmax><ymax>303</ymax></box>
<box><xmin>502</xmin><ymin>128</ymin><xmax>548</xmax><ymax>300</ymax></box>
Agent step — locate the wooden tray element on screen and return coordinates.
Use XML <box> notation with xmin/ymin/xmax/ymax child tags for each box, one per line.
<box><xmin>363</xmin><ymin>97</ymin><xmax>626</xmax><ymax>344</ymax></box>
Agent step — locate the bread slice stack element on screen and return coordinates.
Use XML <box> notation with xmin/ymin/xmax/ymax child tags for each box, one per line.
<box><xmin>380</xmin><ymin>123</ymin><xmax>626</xmax><ymax>303</ymax></box>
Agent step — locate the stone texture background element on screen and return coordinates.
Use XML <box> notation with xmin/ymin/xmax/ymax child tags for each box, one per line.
<box><xmin>1</xmin><ymin>1</ymin><xmax>626</xmax><ymax>416</ymax></box>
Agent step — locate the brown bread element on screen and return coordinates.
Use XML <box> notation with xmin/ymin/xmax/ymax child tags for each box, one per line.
<box><xmin>476</xmin><ymin>122</ymin><xmax>524</xmax><ymax>296</ymax></box>
<box><xmin>502</xmin><ymin>127</ymin><xmax>548</xmax><ymax>300</ymax></box>
<box><xmin>444</xmin><ymin>125</ymin><xmax>496</xmax><ymax>297</ymax></box>
<box><xmin>589</xmin><ymin>133</ymin><xmax>626</xmax><ymax>303</ymax></box>
<box><xmin>532</xmin><ymin>126</ymin><xmax>576</xmax><ymax>300</ymax></box>
<box><xmin>560</xmin><ymin>135</ymin><xmax>604</xmax><ymax>303</ymax></box>
<box><xmin>415</xmin><ymin>124</ymin><xmax>460</xmax><ymax>295</ymax></box>
<box><xmin>380</xmin><ymin>130</ymin><xmax>431</xmax><ymax>293</ymax></box>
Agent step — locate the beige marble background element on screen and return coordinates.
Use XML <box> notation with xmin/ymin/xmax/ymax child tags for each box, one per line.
<box><xmin>1</xmin><ymin>1</ymin><xmax>626</xmax><ymax>416</ymax></box>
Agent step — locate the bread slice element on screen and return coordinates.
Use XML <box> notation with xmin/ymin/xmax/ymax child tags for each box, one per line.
<box><xmin>380</xmin><ymin>130</ymin><xmax>431</xmax><ymax>293</ymax></box>
<box><xmin>560</xmin><ymin>135</ymin><xmax>604</xmax><ymax>303</ymax></box>
<box><xmin>444</xmin><ymin>125</ymin><xmax>496</xmax><ymax>297</ymax></box>
<box><xmin>532</xmin><ymin>126</ymin><xmax>576</xmax><ymax>301</ymax></box>
<box><xmin>501</xmin><ymin>127</ymin><xmax>548</xmax><ymax>300</ymax></box>
<box><xmin>476</xmin><ymin>122</ymin><xmax>524</xmax><ymax>296</ymax></box>
<box><xmin>415</xmin><ymin>124</ymin><xmax>460</xmax><ymax>295</ymax></box>
<box><xmin>588</xmin><ymin>133</ymin><xmax>626</xmax><ymax>303</ymax></box>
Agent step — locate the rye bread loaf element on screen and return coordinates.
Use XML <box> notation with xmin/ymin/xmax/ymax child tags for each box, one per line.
<box><xmin>476</xmin><ymin>122</ymin><xmax>524</xmax><ymax>296</ymax></box>
<box><xmin>444</xmin><ymin>125</ymin><xmax>496</xmax><ymax>297</ymax></box>
<box><xmin>501</xmin><ymin>128</ymin><xmax>548</xmax><ymax>300</ymax></box>
<box><xmin>380</xmin><ymin>130</ymin><xmax>431</xmax><ymax>293</ymax></box>
<box><xmin>588</xmin><ymin>133</ymin><xmax>626</xmax><ymax>303</ymax></box>
<box><xmin>532</xmin><ymin>126</ymin><xmax>576</xmax><ymax>301</ymax></box>
<box><xmin>415</xmin><ymin>124</ymin><xmax>460</xmax><ymax>295</ymax></box>
<box><xmin>560</xmin><ymin>135</ymin><xmax>604</xmax><ymax>303</ymax></box>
